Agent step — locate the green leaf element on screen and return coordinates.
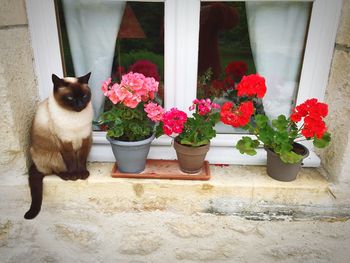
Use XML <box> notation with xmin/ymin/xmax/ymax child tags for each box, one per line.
<box><xmin>114</xmin><ymin>117</ymin><xmax>122</xmax><ymax>126</ymax></box>
<box><xmin>107</xmin><ymin>126</ymin><xmax>123</xmax><ymax>138</ymax></box>
<box><xmin>275</xmin><ymin>131</ymin><xmax>289</xmax><ymax>145</ymax></box>
<box><xmin>313</xmin><ymin>132</ymin><xmax>331</xmax><ymax>148</ymax></box>
<box><xmin>155</xmin><ymin>123</ymin><xmax>164</xmax><ymax>138</ymax></box>
<box><xmin>272</xmin><ymin>115</ymin><xmax>289</xmax><ymax>132</ymax></box>
<box><xmin>119</xmin><ymin>108</ymin><xmax>134</xmax><ymax>120</ymax></box>
<box><xmin>236</xmin><ymin>137</ymin><xmax>260</xmax><ymax>156</ymax></box>
<box><xmin>255</xmin><ymin>114</ymin><xmax>269</xmax><ymax>129</ymax></box>
<box><xmin>258</xmin><ymin>126</ymin><xmax>275</xmax><ymax>145</ymax></box>
<box><xmin>280</xmin><ymin>151</ymin><xmax>304</xmax><ymax>164</ymax></box>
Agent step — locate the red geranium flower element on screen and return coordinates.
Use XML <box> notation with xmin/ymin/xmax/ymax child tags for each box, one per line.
<box><xmin>162</xmin><ymin>108</ymin><xmax>187</xmax><ymax>135</ymax></box>
<box><xmin>290</xmin><ymin>98</ymin><xmax>329</xmax><ymax>139</ymax></box>
<box><xmin>224</xmin><ymin>75</ymin><xmax>235</xmax><ymax>89</ymax></box>
<box><xmin>212</xmin><ymin>80</ymin><xmax>225</xmax><ymax>91</ymax></box>
<box><xmin>129</xmin><ymin>60</ymin><xmax>160</xmax><ymax>82</ymax></box>
<box><xmin>236</xmin><ymin>74</ymin><xmax>266</xmax><ymax>98</ymax></box>
<box><xmin>225</xmin><ymin>61</ymin><xmax>248</xmax><ymax>80</ymax></box>
<box><xmin>220</xmin><ymin>101</ymin><xmax>254</xmax><ymax>128</ymax></box>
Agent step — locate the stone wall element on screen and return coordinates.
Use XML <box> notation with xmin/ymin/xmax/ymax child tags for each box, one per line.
<box><xmin>0</xmin><ymin>0</ymin><xmax>38</xmax><ymax>175</ymax></box>
<box><xmin>320</xmin><ymin>0</ymin><xmax>350</xmax><ymax>185</ymax></box>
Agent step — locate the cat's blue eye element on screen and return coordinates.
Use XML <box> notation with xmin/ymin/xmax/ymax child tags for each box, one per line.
<box><xmin>67</xmin><ymin>96</ymin><xmax>73</xmax><ymax>101</ymax></box>
<box><xmin>83</xmin><ymin>94</ymin><xmax>88</xmax><ymax>98</ymax></box>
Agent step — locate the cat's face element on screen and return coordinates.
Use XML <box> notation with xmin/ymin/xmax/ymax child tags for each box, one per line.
<box><xmin>52</xmin><ymin>73</ymin><xmax>91</xmax><ymax>112</ymax></box>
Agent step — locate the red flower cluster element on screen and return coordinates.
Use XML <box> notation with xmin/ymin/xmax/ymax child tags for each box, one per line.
<box><xmin>162</xmin><ymin>108</ymin><xmax>188</xmax><ymax>135</ymax></box>
<box><xmin>236</xmin><ymin>74</ymin><xmax>266</xmax><ymax>98</ymax></box>
<box><xmin>290</xmin><ymin>98</ymin><xmax>328</xmax><ymax>139</ymax></box>
<box><xmin>211</xmin><ymin>79</ymin><xmax>226</xmax><ymax>91</ymax></box>
<box><xmin>129</xmin><ymin>60</ymin><xmax>160</xmax><ymax>82</ymax></box>
<box><xmin>225</xmin><ymin>61</ymin><xmax>248</xmax><ymax>80</ymax></box>
<box><xmin>220</xmin><ymin>101</ymin><xmax>254</xmax><ymax>128</ymax></box>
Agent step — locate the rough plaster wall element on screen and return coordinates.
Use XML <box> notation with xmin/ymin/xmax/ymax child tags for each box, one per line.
<box><xmin>1</xmin><ymin>208</ymin><xmax>350</xmax><ymax>263</ymax></box>
<box><xmin>0</xmin><ymin>0</ymin><xmax>38</xmax><ymax>175</ymax></box>
<box><xmin>320</xmin><ymin>0</ymin><xmax>350</xmax><ymax>185</ymax></box>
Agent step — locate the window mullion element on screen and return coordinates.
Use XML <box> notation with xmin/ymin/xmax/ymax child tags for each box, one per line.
<box><xmin>165</xmin><ymin>0</ymin><xmax>200</xmax><ymax>113</ymax></box>
<box><xmin>296</xmin><ymin>0</ymin><xmax>342</xmax><ymax>105</ymax></box>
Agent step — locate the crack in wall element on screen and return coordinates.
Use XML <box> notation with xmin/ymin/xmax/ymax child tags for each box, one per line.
<box><xmin>335</xmin><ymin>43</ymin><xmax>350</xmax><ymax>53</ymax></box>
<box><xmin>0</xmin><ymin>24</ymin><xmax>28</xmax><ymax>30</ymax></box>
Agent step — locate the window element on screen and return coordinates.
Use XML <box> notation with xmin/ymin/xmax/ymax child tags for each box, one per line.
<box><xmin>26</xmin><ymin>0</ymin><xmax>342</xmax><ymax>165</ymax></box>
<box><xmin>56</xmin><ymin>0</ymin><xmax>165</xmax><ymax>123</ymax></box>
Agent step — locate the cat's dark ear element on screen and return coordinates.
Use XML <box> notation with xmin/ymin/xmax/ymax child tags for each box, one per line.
<box><xmin>78</xmin><ymin>72</ymin><xmax>91</xmax><ymax>84</ymax></box>
<box><xmin>52</xmin><ymin>74</ymin><xmax>63</xmax><ymax>90</ymax></box>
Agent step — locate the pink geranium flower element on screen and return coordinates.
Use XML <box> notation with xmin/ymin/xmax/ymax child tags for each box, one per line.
<box><xmin>190</xmin><ymin>98</ymin><xmax>220</xmax><ymax>116</ymax></box>
<box><xmin>115</xmin><ymin>84</ymin><xmax>132</xmax><ymax>101</ymax></box>
<box><xmin>102</xmin><ymin>72</ymin><xmax>160</xmax><ymax>109</ymax></box>
<box><xmin>144</xmin><ymin>102</ymin><xmax>164</xmax><ymax>122</ymax></box>
<box><xmin>121</xmin><ymin>72</ymin><xmax>145</xmax><ymax>91</ymax></box>
<box><xmin>162</xmin><ymin>108</ymin><xmax>187</xmax><ymax>136</ymax></box>
<box><xmin>101</xmin><ymin>77</ymin><xmax>112</xmax><ymax>96</ymax></box>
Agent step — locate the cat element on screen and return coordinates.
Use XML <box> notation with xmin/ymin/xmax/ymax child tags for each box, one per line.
<box><xmin>24</xmin><ymin>72</ymin><xmax>93</xmax><ymax>219</ymax></box>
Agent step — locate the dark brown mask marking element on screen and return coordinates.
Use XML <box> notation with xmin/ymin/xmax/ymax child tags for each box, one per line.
<box><xmin>52</xmin><ymin>73</ymin><xmax>92</xmax><ymax>112</ymax></box>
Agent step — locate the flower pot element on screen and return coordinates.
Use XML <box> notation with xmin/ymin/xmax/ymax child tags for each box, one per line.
<box><xmin>265</xmin><ymin>143</ymin><xmax>309</xmax><ymax>182</ymax></box>
<box><xmin>107</xmin><ymin>134</ymin><xmax>155</xmax><ymax>173</ymax></box>
<box><xmin>173</xmin><ymin>140</ymin><xmax>210</xmax><ymax>174</ymax></box>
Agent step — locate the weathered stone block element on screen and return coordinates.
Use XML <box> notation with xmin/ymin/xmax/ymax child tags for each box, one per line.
<box><xmin>166</xmin><ymin>218</ymin><xmax>215</xmax><ymax>238</ymax></box>
<box><xmin>321</xmin><ymin>49</ymin><xmax>350</xmax><ymax>184</ymax></box>
<box><xmin>53</xmin><ymin>224</ymin><xmax>101</xmax><ymax>249</ymax></box>
<box><xmin>0</xmin><ymin>0</ymin><xmax>27</xmax><ymax>27</ymax></box>
<box><xmin>336</xmin><ymin>0</ymin><xmax>350</xmax><ymax>46</ymax></box>
<box><xmin>118</xmin><ymin>231</ymin><xmax>162</xmax><ymax>255</ymax></box>
<box><xmin>0</xmin><ymin>27</ymin><xmax>38</xmax><ymax>174</ymax></box>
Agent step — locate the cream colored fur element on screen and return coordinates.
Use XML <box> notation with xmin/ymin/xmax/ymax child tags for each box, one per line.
<box><xmin>47</xmin><ymin>95</ymin><xmax>93</xmax><ymax>149</ymax></box>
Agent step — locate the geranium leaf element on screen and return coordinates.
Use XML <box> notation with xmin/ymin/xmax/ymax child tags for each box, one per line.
<box><xmin>255</xmin><ymin>114</ymin><xmax>269</xmax><ymax>129</ymax></box>
<box><xmin>236</xmin><ymin>136</ymin><xmax>260</xmax><ymax>155</ymax></box>
<box><xmin>155</xmin><ymin>123</ymin><xmax>164</xmax><ymax>138</ymax></box>
<box><xmin>313</xmin><ymin>132</ymin><xmax>331</xmax><ymax>148</ymax></box>
<box><xmin>272</xmin><ymin>115</ymin><xmax>288</xmax><ymax>131</ymax></box>
<box><xmin>258</xmin><ymin>126</ymin><xmax>275</xmax><ymax>145</ymax></box>
<box><xmin>275</xmin><ymin>131</ymin><xmax>289</xmax><ymax>144</ymax></box>
<box><xmin>280</xmin><ymin>151</ymin><xmax>303</xmax><ymax>164</ymax></box>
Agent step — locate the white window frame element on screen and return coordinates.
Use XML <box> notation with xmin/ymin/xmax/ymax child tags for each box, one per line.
<box><xmin>26</xmin><ymin>0</ymin><xmax>342</xmax><ymax>166</ymax></box>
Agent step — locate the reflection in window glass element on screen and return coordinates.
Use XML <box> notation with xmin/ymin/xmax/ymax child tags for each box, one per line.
<box><xmin>56</xmin><ymin>1</ymin><xmax>164</xmax><ymax>128</ymax></box>
<box><xmin>113</xmin><ymin>2</ymin><xmax>164</xmax><ymax>101</ymax></box>
<box><xmin>197</xmin><ymin>1</ymin><xmax>311</xmax><ymax>133</ymax></box>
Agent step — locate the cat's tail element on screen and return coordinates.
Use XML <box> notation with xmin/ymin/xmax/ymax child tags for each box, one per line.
<box><xmin>24</xmin><ymin>164</ymin><xmax>44</xmax><ymax>219</ymax></box>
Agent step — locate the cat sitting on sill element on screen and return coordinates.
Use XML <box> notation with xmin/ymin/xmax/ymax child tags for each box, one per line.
<box><xmin>24</xmin><ymin>72</ymin><xmax>93</xmax><ymax>219</ymax></box>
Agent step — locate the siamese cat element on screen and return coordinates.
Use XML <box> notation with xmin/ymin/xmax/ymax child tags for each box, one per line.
<box><xmin>24</xmin><ymin>73</ymin><xmax>93</xmax><ymax>219</ymax></box>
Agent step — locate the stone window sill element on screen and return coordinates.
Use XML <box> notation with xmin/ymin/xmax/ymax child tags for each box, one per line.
<box><xmin>2</xmin><ymin>162</ymin><xmax>335</xmax><ymax>219</ymax></box>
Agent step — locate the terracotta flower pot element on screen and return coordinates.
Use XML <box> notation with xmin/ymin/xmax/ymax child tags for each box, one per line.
<box><xmin>107</xmin><ymin>134</ymin><xmax>155</xmax><ymax>173</ymax></box>
<box><xmin>265</xmin><ymin>143</ymin><xmax>309</xmax><ymax>182</ymax></box>
<box><xmin>173</xmin><ymin>140</ymin><xmax>210</xmax><ymax>174</ymax></box>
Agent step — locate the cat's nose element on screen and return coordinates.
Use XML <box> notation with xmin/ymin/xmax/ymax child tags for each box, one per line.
<box><xmin>74</xmin><ymin>102</ymin><xmax>85</xmax><ymax>112</ymax></box>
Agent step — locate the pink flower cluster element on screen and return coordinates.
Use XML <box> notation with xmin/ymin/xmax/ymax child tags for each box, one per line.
<box><xmin>189</xmin><ymin>99</ymin><xmax>220</xmax><ymax>115</ymax></box>
<box><xmin>144</xmin><ymin>102</ymin><xmax>164</xmax><ymax>122</ymax></box>
<box><xmin>101</xmin><ymin>72</ymin><xmax>159</xmax><ymax>108</ymax></box>
<box><xmin>162</xmin><ymin>108</ymin><xmax>187</xmax><ymax>136</ymax></box>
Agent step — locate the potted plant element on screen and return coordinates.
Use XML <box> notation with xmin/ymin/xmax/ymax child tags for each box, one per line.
<box><xmin>98</xmin><ymin>72</ymin><xmax>164</xmax><ymax>173</ymax></box>
<box><xmin>156</xmin><ymin>99</ymin><xmax>221</xmax><ymax>173</ymax></box>
<box><xmin>220</xmin><ymin>74</ymin><xmax>331</xmax><ymax>181</ymax></box>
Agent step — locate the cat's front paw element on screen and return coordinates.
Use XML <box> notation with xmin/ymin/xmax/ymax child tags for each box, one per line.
<box><xmin>79</xmin><ymin>170</ymin><xmax>90</xmax><ymax>180</ymax></box>
<box><xmin>58</xmin><ymin>172</ymin><xmax>79</xmax><ymax>181</ymax></box>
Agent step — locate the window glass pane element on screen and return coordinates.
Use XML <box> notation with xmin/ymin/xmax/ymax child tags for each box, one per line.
<box><xmin>197</xmin><ymin>1</ymin><xmax>312</xmax><ymax>134</ymax></box>
<box><xmin>56</xmin><ymin>1</ymin><xmax>164</xmax><ymax>129</ymax></box>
